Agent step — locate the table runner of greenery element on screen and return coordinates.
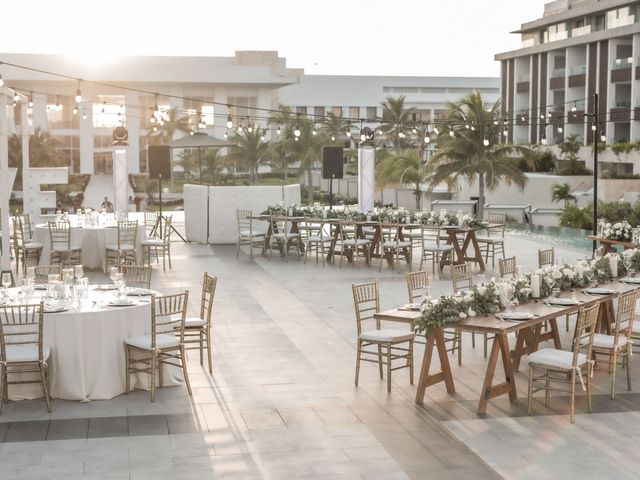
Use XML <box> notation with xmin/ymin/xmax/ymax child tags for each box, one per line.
<box><xmin>415</xmin><ymin>250</ymin><xmax>640</xmax><ymax>335</ymax></box>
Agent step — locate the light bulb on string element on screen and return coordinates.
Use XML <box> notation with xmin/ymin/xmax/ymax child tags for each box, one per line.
<box><xmin>189</xmin><ymin>130</ymin><xmax>194</xmax><ymax>136</ymax></box>
<box><xmin>433</xmin><ymin>126</ymin><xmax>440</xmax><ymax>135</ymax></box>
<box><xmin>13</xmin><ymin>91</ymin><xmax>20</xmax><ymax>103</ymax></box>
<box><xmin>294</xmin><ymin>136</ymin><xmax>299</xmax><ymax>142</ymax></box>
<box><xmin>153</xmin><ymin>125</ymin><xmax>158</xmax><ymax>132</ymax></box>
<box><xmin>224</xmin><ymin>129</ymin><xmax>228</xmax><ymax>139</ymax></box>
<box><xmin>346</xmin><ymin>122</ymin><xmax>352</xmax><ymax>138</ymax></box>
<box><xmin>293</xmin><ymin>125</ymin><xmax>301</xmax><ymax>137</ymax></box>
<box><xmin>541</xmin><ymin>137</ymin><xmax>547</xmax><ymax>145</ymax></box>
<box><xmin>312</xmin><ymin>125</ymin><xmax>317</xmax><ymax>135</ymax></box>
<box><xmin>591</xmin><ymin>123</ymin><xmax>597</xmax><ymax>131</ymax></box>
<box><xmin>449</xmin><ymin>129</ymin><xmax>455</xmax><ymax>138</ymax></box>
<box><xmin>465</xmin><ymin>123</ymin><xmax>470</xmax><ymax>130</ymax></box>
<box><xmin>0</xmin><ymin>74</ymin><xmax>4</xmax><ymax>87</ymax></box>
<box><xmin>557</xmin><ymin>124</ymin><xmax>563</xmax><ymax>133</ymax></box>
<box><xmin>237</xmin><ymin>124</ymin><xmax>243</xmax><ymax>133</ymax></box>
<box><xmin>571</xmin><ymin>102</ymin><xmax>577</xmax><ymax>113</ymax></box>
<box><xmin>261</xmin><ymin>132</ymin><xmax>265</xmax><ymax>141</ymax></box>
<box><xmin>276</xmin><ymin>125</ymin><xmax>281</xmax><ymax>136</ymax></box>
<box><xmin>398</xmin><ymin>131</ymin><xmax>405</xmax><ymax>139</ymax></box>
<box><xmin>521</xmin><ymin>113</ymin><xmax>526</xmax><ymax>122</ymax></box>
<box><xmin>246</xmin><ymin>117</ymin><xmax>252</xmax><ymax>133</ymax></box>
<box><xmin>28</xmin><ymin>93</ymin><xmax>33</xmax><ymax>109</ymax></box>
<box><xmin>72</xmin><ymin>105</ymin><xmax>78</xmax><ymax>115</ymax></box>
<box><xmin>150</xmin><ymin>115</ymin><xmax>156</xmax><ymax>124</ymax></box>
<box><xmin>82</xmin><ymin>110</ymin><xmax>87</xmax><ymax>120</ymax></box>
<box><xmin>483</xmin><ymin>137</ymin><xmax>489</xmax><ymax>147</ymax></box>
<box><xmin>502</xmin><ymin>128</ymin><xmax>508</xmax><ymax>138</ymax></box>
<box><xmin>600</xmin><ymin>131</ymin><xmax>606</xmax><ymax>143</ymax></box>
<box><xmin>412</xmin><ymin>126</ymin><xmax>418</xmax><ymax>134</ymax></box>
<box><xmin>471</xmin><ymin>125</ymin><xmax>475</xmax><ymax>131</ymax></box>
<box><xmin>331</xmin><ymin>134</ymin><xmax>336</xmax><ymax>141</ymax></box>
<box><xmin>424</xmin><ymin>134</ymin><xmax>431</xmax><ymax>144</ymax></box>
<box><xmin>377</xmin><ymin>128</ymin><xmax>383</xmax><ymax>136</ymax></box>
<box><xmin>75</xmin><ymin>82</ymin><xmax>82</xmax><ymax>104</ymax></box>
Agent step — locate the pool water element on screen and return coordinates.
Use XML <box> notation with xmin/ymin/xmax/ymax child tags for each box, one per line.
<box><xmin>507</xmin><ymin>224</ymin><xmax>592</xmax><ymax>253</ymax></box>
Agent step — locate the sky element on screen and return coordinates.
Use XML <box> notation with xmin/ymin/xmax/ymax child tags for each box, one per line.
<box><xmin>1</xmin><ymin>0</ymin><xmax>550</xmax><ymax>78</ymax></box>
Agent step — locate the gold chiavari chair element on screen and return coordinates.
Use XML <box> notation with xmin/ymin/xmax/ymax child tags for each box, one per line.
<box><xmin>352</xmin><ymin>281</ymin><xmax>415</xmax><ymax>392</ymax></box>
<box><xmin>0</xmin><ymin>302</ymin><xmax>51</xmax><ymax>413</ymax></box>
<box><xmin>33</xmin><ymin>265</ymin><xmax>61</xmax><ymax>284</ymax></box>
<box><xmin>119</xmin><ymin>264</ymin><xmax>152</xmax><ymax>289</ymax></box>
<box><xmin>451</xmin><ymin>263</ymin><xmax>491</xmax><ymax>357</ymax></box>
<box><xmin>527</xmin><ymin>302</ymin><xmax>599</xmax><ymax>423</ymax></box>
<box><xmin>13</xmin><ymin>216</ymin><xmax>43</xmax><ymax>274</ymax></box>
<box><xmin>267</xmin><ymin>215</ymin><xmax>302</xmax><ymax>261</ymax></box>
<box><xmin>406</xmin><ymin>270</ymin><xmax>462</xmax><ymax>365</ymax></box>
<box><xmin>142</xmin><ymin>216</ymin><xmax>173</xmax><ymax>272</ymax></box>
<box><xmin>538</xmin><ymin>247</ymin><xmax>555</xmax><ymax>268</ymax></box>
<box><xmin>182</xmin><ymin>273</ymin><xmax>217</xmax><ymax>373</ymax></box>
<box><xmin>419</xmin><ymin>225</ymin><xmax>454</xmax><ymax>273</ymax></box>
<box><xmin>105</xmin><ymin>220</ymin><xmax>138</xmax><ymax>269</ymax></box>
<box><xmin>476</xmin><ymin>212</ymin><xmax>506</xmax><ymax>268</ymax></box>
<box><xmin>301</xmin><ymin>216</ymin><xmax>330</xmax><ymax>265</ymax></box>
<box><xmin>125</xmin><ymin>291</ymin><xmax>191</xmax><ymax>402</ymax></box>
<box><xmin>591</xmin><ymin>289</ymin><xmax>638</xmax><ymax>399</ymax></box>
<box><xmin>47</xmin><ymin>220</ymin><xmax>81</xmax><ymax>267</ymax></box>
<box><xmin>144</xmin><ymin>211</ymin><xmax>160</xmax><ymax>238</ymax></box>
<box><xmin>236</xmin><ymin>209</ymin><xmax>265</xmax><ymax>258</ymax></box>
<box><xmin>379</xmin><ymin>222</ymin><xmax>412</xmax><ymax>273</ymax></box>
<box><xmin>338</xmin><ymin>220</ymin><xmax>371</xmax><ymax>269</ymax></box>
<box><xmin>499</xmin><ymin>256</ymin><xmax>517</xmax><ymax>279</ymax></box>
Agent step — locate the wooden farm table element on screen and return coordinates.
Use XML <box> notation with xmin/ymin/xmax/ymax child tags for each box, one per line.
<box><xmin>587</xmin><ymin>235</ymin><xmax>639</xmax><ymax>255</ymax></box>
<box><xmin>439</xmin><ymin>226</ymin><xmax>484</xmax><ymax>271</ymax></box>
<box><xmin>375</xmin><ymin>280</ymin><xmax>637</xmax><ymax>415</ymax></box>
<box><xmin>249</xmin><ymin>215</ymin><xmax>306</xmax><ymax>257</ymax></box>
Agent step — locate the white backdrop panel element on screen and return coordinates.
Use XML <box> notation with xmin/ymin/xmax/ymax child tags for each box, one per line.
<box><xmin>208</xmin><ymin>184</ymin><xmax>301</xmax><ymax>244</ymax></box>
<box><xmin>183</xmin><ymin>184</ymin><xmax>209</xmax><ymax>243</ymax></box>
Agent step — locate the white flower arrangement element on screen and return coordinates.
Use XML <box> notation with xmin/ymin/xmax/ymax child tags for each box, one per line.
<box><xmin>602</xmin><ymin>220</ymin><xmax>633</xmax><ymax>242</ymax></box>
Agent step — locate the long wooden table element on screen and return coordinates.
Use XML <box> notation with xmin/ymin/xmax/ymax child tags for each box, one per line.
<box><xmin>587</xmin><ymin>235</ymin><xmax>639</xmax><ymax>255</ymax></box>
<box><xmin>439</xmin><ymin>223</ymin><xmax>504</xmax><ymax>272</ymax></box>
<box><xmin>375</xmin><ymin>280</ymin><xmax>636</xmax><ymax>415</ymax></box>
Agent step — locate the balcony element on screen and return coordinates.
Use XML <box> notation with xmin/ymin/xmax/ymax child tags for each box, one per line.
<box><xmin>610</xmin><ymin>107</ymin><xmax>631</xmax><ymax>122</ymax></box>
<box><xmin>607</xmin><ymin>15</ymin><xmax>635</xmax><ymax>29</ymax></box>
<box><xmin>571</xmin><ymin>25</ymin><xmax>591</xmax><ymax>37</ymax></box>
<box><xmin>549</xmin><ymin>30</ymin><xmax>568</xmax><ymax>42</ymax></box>
<box><xmin>567</xmin><ymin>110</ymin><xmax>584</xmax><ymax>124</ymax></box>
<box><xmin>568</xmin><ymin>65</ymin><xmax>586</xmax><ymax>87</ymax></box>
<box><xmin>517</xmin><ymin>81</ymin><xmax>530</xmax><ymax>93</ymax></box>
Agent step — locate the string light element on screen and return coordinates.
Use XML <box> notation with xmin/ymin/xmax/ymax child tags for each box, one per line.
<box><xmin>424</xmin><ymin>134</ymin><xmax>431</xmax><ymax>144</ymax></box>
<box><xmin>346</xmin><ymin>122</ymin><xmax>352</xmax><ymax>138</ymax></box>
<box><xmin>557</xmin><ymin>123</ymin><xmax>563</xmax><ymax>133</ymax></box>
<box><xmin>330</xmin><ymin>134</ymin><xmax>335</xmax><ymax>141</ymax></box>
<box><xmin>13</xmin><ymin>91</ymin><xmax>20</xmax><ymax>103</ymax></box>
<box><xmin>483</xmin><ymin>137</ymin><xmax>489</xmax><ymax>146</ymax></box>
<box><xmin>82</xmin><ymin>110</ymin><xmax>87</xmax><ymax>120</ymax></box>
<box><xmin>28</xmin><ymin>92</ymin><xmax>33</xmax><ymax>108</ymax></box>
<box><xmin>72</xmin><ymin>104</ymin><xmax>78</xmax><ymax>115</ymax></box>
<box><xmin>0</xmin><ymin>74</ymin><xmax>4</xmax><ymax>87</ymax></box>
<box><xmin>312</xmin><ymin>124</ymin><xmax>317</xmax><ymax>135</ymax></box>
<box><xmin>224</xmin><ymin>129</ymin><xmax>228</xmax><ymax>139</ymax></box>
<box><xmin>449</xmin><ymin>129</ymin><xmax>455</xmax><ymax>138</ymax></box>
<box><xmin>276</xmin><ymin>125</ymin><xmax>281</xmax><ymax>136</ymax></box>
<box><xmin>600</xmin><ymin>131</ymin><xmax>606</xmax><ymax>143</ymax></box>
<box><xmin>591</xmin><ymin>122</ymin><xmax>597</xmax><ymax>131</ymax></box>
<box><xmin>74</xmin><ymin>81</ymin><xmax>82</xmax><ymax>104</ymax></box>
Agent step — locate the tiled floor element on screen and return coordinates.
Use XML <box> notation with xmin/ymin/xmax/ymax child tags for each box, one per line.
<box><xmin>4</xmin><ymin>229</ymin><xmax>631</xmax><ymax>480</ymax></box>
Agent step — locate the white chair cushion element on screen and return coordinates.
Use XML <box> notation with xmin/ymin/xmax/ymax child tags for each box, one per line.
<box><xmin>383</xmin><ymin>241</ymin><xmax>411</xmax><ymax>248</ymax></box>
<box><xmin>591</xmin><ymin>333</ymin><xmax>627</xmax><ymax>350</ymax></box>
<box><xmin>527</xmin><ymin>348</ymin><xmax>586</xmax><ymax>370</ymax></box>
<box><xmin>343</xmin><ymin>239</ymin><xmax>371</xmax><ymax>246</ymax></box>
<box><xmin>106</xmin><ymin>243</ymin><xmax>135</xmax><ymax>251</ymax></box>
<box><xmin>125</xmin><ymin>334</ymin><xmax>180</xmax><ymax>350</ymax></box>
<box><xmin>6</xmin><ymin>344</ymin><xmax>51</xmax><ymax>363</ymax></box>
<box><xmin>24</xmin><ymin>242</ymin><xmax>44</xmax><ymax>249</ymax></box>
<box><xmin>142</xmin><ymin>238</ymin><xmax>164</xmax><ymax>246</ymax></box>
<box><xmin>185</xmin><ymin>317</ymin><xmax>207</xmax><ymax>328</ymax></box>
<box><xmin>404</xmin><ymin>231</ymin><xmax>423</xmax><ymax>238</ymax></box>
<box><xmin>273</xmin><ymin>233</ymin><xmax>300</xmax><ymax>239</ymax></box>
<box><xmin>52</xmin><ymin>247</ymin><xmax>81</xmax><ymax>252</ymax></box>
<box><xmin>307</xmin><ymin>235</ymin><xmax>328</xmax><ymax>242</ymax></box>
<box><xmin>476</xmin><ymin>237</ymin><xmax>503</xmax><ymax>244</ymax></box>
<box><xmin>423</xmin><ymin>244</ymin><xmax>454</xmax><ymax>252</ymax></box>
<box><xmin>359</xmin><ymin>329</ymin><xmax>415</xmax><ymax>343</ymax></box>
<box><xmin>240</xmin><ymin>230</ymin><xmax>264</xmax><ymax>238</ymax></box>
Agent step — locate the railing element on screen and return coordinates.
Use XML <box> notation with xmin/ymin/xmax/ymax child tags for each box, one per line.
<box><xmin>521</xmin><ymin>38</ymin><xmax>536</xmax><ymax>48</ymax></box>
<box><xmin>571</xmin><ymin>25</ymin><xmax>591</xmax><ymax>37</ymax></box>
<box><xmin>550</xmin><ymin>68</ymin><xmax>566</xmax><ymax>78</ymax></box>
<box><xmin>517</xmin><ymin>73</ymin><xmax>531</xmax><ymax>82</ymax></box>
<box><xmin>569</xmin><ymin>65</ymin><xmax>586</xmax><ymax>75</ymax></box>
<box><xmin>607</xmin><ymin>15</ymin><xmax>635</xmax><ymax>29</ymax></box>
<box><xmin>612</xmin><ymin>57</ymin><xmax>633</xmax><ymax>69</ymax></box>
<box><xmin>549</xmin><ymin>30</ymin><xmax>568</xmax><ymax>42</ymax></box>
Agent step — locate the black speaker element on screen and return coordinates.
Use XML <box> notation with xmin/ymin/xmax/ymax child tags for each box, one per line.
<box><xmin>322</xmin><ymin>146</ymin><xmax>343</xmax><ymax>180</ymax></box>
<box><xmin>148</xmin><ymin>145</ymin><xmax>171</xmax><ymax>180</ymax></box>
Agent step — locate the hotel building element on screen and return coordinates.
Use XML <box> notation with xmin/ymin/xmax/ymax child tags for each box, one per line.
<box><xmin>495</xmin><ymin>0</ymin><xmax>640</xmax><ymax>145</ymax></box>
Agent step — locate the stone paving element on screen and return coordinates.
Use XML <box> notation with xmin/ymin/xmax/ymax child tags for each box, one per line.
<box><xmin>3</xmin><ymin>230</ymin><xmax>636</xmax><ymax>480</ymax></box>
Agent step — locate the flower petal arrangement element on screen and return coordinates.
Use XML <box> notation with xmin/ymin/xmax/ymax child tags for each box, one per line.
<box><xmin>602</xmin><ymin>220</ymin><xmax>633</xmax><ymax>242</ymax></box>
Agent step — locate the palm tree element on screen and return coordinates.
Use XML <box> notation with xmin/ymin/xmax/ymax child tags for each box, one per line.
<box><xmin>321</xmin><ymin>111</ymin><xmax>348</xmax><ymax>144</ymax></box>
<box><xmin>290</xmin><ymin>117</ymin><xmax>326</xmax><ymax>203</ymax></box>
<box><xmin>377</xmin><ymin>149</ymin><xmax>436</xmax><ymax>209</ymax></box>
<box><xmin>429</xmin><ymin>92</ymin><xmax>535</xmax><ymax>220</ymax></box>
<box><xmin>174</xmin><ymin>150</ymin><xmax>198</xmax><ymax>178</ymax></box>
<box><xmin>225</xmin><ymin>126</ymin><xmax>270</xmax><ymax>185</ymax></box>
<box><xmin>268</xmin><ymin>140</ymin><xmax>294</xmax><ymax>183</ymax></box>
<box><xmin>380</xmin><ymin>96</ymin><xmax>416</xmax><ymax>152</ymax></box>
<box><xmin>201</xmin><ymin>148</ymin><xmax>227</xmax><ymax>185</ymax></box>
<box><xmin>551</xmin><ymin>182</ymin><xmax>577</xmax><ymax>206</ymax></box>
<box><xmin>146</xmin><ymin>108</ymin><xmax>192</xmax><ymax>144</ymax></box>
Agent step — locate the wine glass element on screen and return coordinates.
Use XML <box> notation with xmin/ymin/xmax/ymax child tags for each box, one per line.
<box><xmin>109</xmin><ymin>267</ymin><xmax>118</xmax><ymax>285</ymax></box>
<box><xmin>1</xmin><ymin>273</ymin><xmax>11</xmax><ymax>299</ymax></box>
<box><xmin>26</xmin><ymin>266</ymin><xmax>35</xmax><ymax>281</ymax></box>
<box><xmin>421</xmin><ymin>286</ymin><xmax>432</xmax><ymax>304</ymax></box>
<box><xmin>545</xmin><ymin>275</ymin><xmax>556</xmax><ymax>295</ymax></box>
<box><xmin>623</xmin><ymin>255</ymin><xmax>633</xmax><ymax>277</ymax></box>
<box><xmin>74</xmin><ymin>265</ymin><xmax>84</xmax><ymax>281</ymax></box>
<box><xmin>584</xmin><ymin>266</ymin><xmax>594</xmax><ymax>286</ymax></box>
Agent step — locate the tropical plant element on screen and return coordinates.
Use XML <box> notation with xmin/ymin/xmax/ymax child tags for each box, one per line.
<box><xmin>557</xmin><ymin>133</ymin><xmax>591</xmax><ymax>175</ymax></box>
<box><xmin>429</xmin><ymin>92</ymin><xmax>535</xmax><ymax>219</ymax></box>
<box><xmin>380</xmin><ymin>96</ymin><xmax>416</xmax><ymax>152</ymax></box>
<box><xmin>174</xmin><ymin>150</ymin><xmax>198</xmax><ymax>178</ymax></box>
<box><xmin>146</xmin><ymin>108</ymin><xmax>192</xmax><ymax>144</ymax></box>
<box><xmin>225</xmin><ymin>125</ymin><xmax>270</xmax><ymax>185</ymax></box>
<box><xmin>551</xmin><ymin>183</ymin><xmax>576</xmax><ymax>206</ymax></box>
<box><xmin>201</xmin><ymin>148</ymin><xmax>227</xmax><ymax>185</ymax></box>
<box><xmin>288</xmin><ymin>117</ymin><xmax>326</xmax><ymax>203</ymax></box>
<box><xmin>268</xmin><ymin>140</ymin><xmax>294</xmax><ymax>183</ymax></box>
<box><xmin>321</xmin><ymin>111</ymin><xmax>348</xmax><ymax>143</ymax></box>
<box><xmin>559</xmin><ymin>203</ymin><xmax>592</xmax><ymax>230</ymax></box>
<box><xmin>377</xmin><ymin>149</ymin><xmax>450</xmax><ymax>209</ymax></box>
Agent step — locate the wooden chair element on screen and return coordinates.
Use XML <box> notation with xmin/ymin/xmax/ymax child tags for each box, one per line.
<box><xmin>538</xmin><ymin>248</ymin><xmax>555</xmax><ymax>268</ymax></box>
<box><xmin>267</xmin><ymin>215</ymin><xmax>302</xmax><ymax>261</ymax></box>
<box><xmin>33</xmin><ymin>265</ymin><xmax>61</xmax><ymax>284</ymax></box>
<box><xmin>236</xmin><ymin>209</ymin><xmax>265</xmax><ymax>258</ymax></box>
<box><xmin>379</xmin><ymin>222</ymin><xmax>412</xmax><ymax>272</ymax></box>
<box><xmin>0</xmin><ymin>302</ymin><xmax>51</xmax><ymax>413</ymax></box>
<box><xmin>476</xmin><ymin>213</ymin><xmax>506</xmax><ymax>267</ymax></box>
<box><xmin>301</xmin><ymin>216</ymin><xmax>330</xmax><ymax>265</ymax></box>
<box><xmin>13</xmin><ymin>216</ymin><xmax>43</xmax><ymax>274</ymax></box>
<box><xmin>352</xmin><ymin>281</ymin><xmax>415</xmax><ymax>392</ymax></box>
<box><xmin>527</xmin><ymin>302</ymin><xmax>599</xmax><ymax>423</ymax></box>
<box><xmin>591</xmin><ymin>289</ymin><xmax>638</xmax><ymax>399</ymax></box>
<box><xmin>499</xmin><ymin>256</ymin><xmax>517</xmax><ymax>279</ymax></box>
<box><xmin>183</xmin><ymin>273</ymin><xmax>217</xmax><ymax>373</ymax></box>
<box><xmin>105</xmin><ymin>220</ymin><xmax>138</xmax><ymax>269</ymax></box>
<box><xmin>451</xmin><ymin>263</ymin><xmax>491</xmax><ymax>357</ymax></box>
<box><xmin>338</xmin><ymin>220</ymin><xmax>371</xmax><ymax>268</ymax></box>
<box><xmin>119</xmin><ymin>264</ymin><xmax>152</xmax><ymax>289</ymax></box>
<box><xmin>144</xmin><ymin>211</ymin><xmax>160</xmax><ymax>237</ymax></box>
<box><xmin>406</xmin><ymin>270</ymin><xmax>462</xmax><ymax>365</ymax></box>
<box><xmin>419</xmin><ymin>225</ymin><xmax>453</xmax><ymax>273</ymax></box>
<box><xmin>47</xmin><ymin>220</ymin><xmax>81</xmax><ymax>267</ymax></box>
<box><xmin>125</xmin><ymin>291</ymin><xmax>191</xmax><ymax>402</ymax></box>
<box><xmin>142</xmin><ymin>216</ymin><xmax>173</xmax><ymax>272</ymax></box>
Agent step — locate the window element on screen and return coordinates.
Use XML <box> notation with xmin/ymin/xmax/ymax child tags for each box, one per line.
<box><xmin>93</xmin><ymin>95</ymin><xmax>126</xmax><ymax>129</ymax></box>
<box><xmin>296</xmin><ymin>106</ymin><xmax>307</xmax><ymax>114</ymax></box>
<box><xmin>366</xmin><ymin>107</ymin><xmax>377</xmax><ymax>120</ymax></box>
<box><xmin>349</xmin><ymin>106</ymin><xmax>359</xmax><ymax>119</ymax></box>
<box><xmin>47</xmin><ymin>96</ymin><xmax>78</xmax><ymax>130</ymax></box>
<box><xmin>52</xmin><ymin>135</ymin><xmax>80</xmax><ymax>173</ymax></box>
<box><xmin>314</xmin><ymin>106</ymin><xmax>325</xmax><ymax>117</ymax></box>
<box><xmin>331</xmin><ymin>106</ymin><xmax>342</xmax><ymax>116</ymax></box>
<box><xmin>228</xmin><ymin>96</ymin><xmax>256</xmax><ymax>121</ymax></box>
<box><xmin>595</xmin><ymin>15</ymin><xmax>605</xmax><ymax>31</ymax></box>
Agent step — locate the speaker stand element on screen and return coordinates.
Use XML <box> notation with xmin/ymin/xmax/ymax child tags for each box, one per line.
<box><xmin>329</xmin><ymin>174</ymin><xmax>334</xmax><ymax>210</ymax></box>
<box><xmin>158</xmin><ymin>174</ymin><xmax>163</xmax><ymax>238</ymax></box>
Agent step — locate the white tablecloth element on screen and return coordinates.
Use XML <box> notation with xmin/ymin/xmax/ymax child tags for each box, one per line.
<box><xmin>5</xmin><ymin>288</ymin><xmax>183</xmax><ymax>401</ymax></box>
<box><xmin>32</xmin><ymin>221</ymin><xmax>146</xmax><ymax>270</ymax></box>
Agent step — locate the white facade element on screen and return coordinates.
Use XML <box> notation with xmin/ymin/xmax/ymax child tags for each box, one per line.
<box><xmin>0</xmin><ymin>51</ymin><xmax>499</xmax><ymax>176</ymax></box>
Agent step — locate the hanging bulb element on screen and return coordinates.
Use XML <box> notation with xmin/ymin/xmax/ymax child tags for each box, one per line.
<box><xmin>471</xmin><ymin>125</ymin><xmax>476</xmax><ymax>131</ymax></box>
<box><xmin>600</xmin><ymin>132</ymin><xmax>606</xmax><ymax>143</ymax></box>
<box><xmin>541</xmin><ymin>137</ymin><xmax>548</xmax><ymax>145</ymax></box>
<box><xmin>377</xmin><ymin>129</ymin><xmax>383</xmax><ymax>136</ymax></box>
<box><xmin>72</xmin><ymin>105</ymin><xmax>78</xmax><ymax>115</ymax></box>
<box><xmin>493</xmin><ymin>120</ymin><xmax>498</xmax><ymax>126</ymax></box>
<box><xmin>75</xmin><ymin>89</ymin><xmax>82</xmax><ymax>104</ymax></box>
<box><xmin>294</xmin><ymin>137</ymin><xmax>299</xmax><ymax>142</ymax></box>
<box><xmin>465</xmin><ymin>123</ymin><xmax>470</xmax><ymax>130</ymax></box>
<box><xmin>557</xmin><ymin>125</ymin><xmax>563</xmax><ymax>133</ymax></box>
<box><xmin>189</xmin><ymin>130</ymin><xmax>194</xmax><ymax>136</ymax></box>
<box><xmin>346</xmin><ymin>130</ymin><xmax>352</xmax><ymax>138</ymax></box>
<box><xmin>248</xmin><ymin>124</ymin><xmax>253</xmax><ymax>133</ymax></box>
<box><xmin>224</xmin><ymin>129</ymin><xmax>228</xmax><ymax>139</ymax></box>
<box><xmin>521</xmin><ymin>114</ymin><xmax>526</xmax><ymax>122</ymax></box>
<box><xmin>28</xmin><ymin>93</ymin><xmax>33</xmax><ymax>109</ymax></box>
<box><xmin>293</xmin><ymin>125</ymin><xmax>301</xmax><ymax>137</ymax></box>
<box><xmin>398</xmin><ymin>131</ymin><xmax>405</xmax><ymax>139</ymax></box>
<box><xmin>150</xmin><ymin>115</ymin><xmax>156</xmax><ymax>124</ymax></box>
<box><xmin>433</xmin><ymin>126</ymin><xmax>440</xmax><ymax>135</ymax></box>
<box><xmin>0</xmin><ymin>74</ymin><xmax>4</xmax><ymax>87</ymax></box>
<box><xmin>331</xmin><ymin>134</ymin><xmax>336</xmax><ymax>141</ymax></box>
<box><xmin>13</xmin><ymin>92</ymin><xmax>20</xmax><ymax>103</ymax></box>
<box><xmin>449</xmin><ymin>130</ymin><xmax>455</xmax><ymax>138</ymax></box>
<box><xmin>261</xmin><ymin>133</ymin><xmax>265</xmax><ymax>141</ymax></box>
<box><xmin>424</xmin><ymin>135</ymin><xmax>431</xmax><ymax>144</ymax></box>
<box><xmin>591</xmin><ymin>123</ymin><xmax>597</xmax><ymax>131</ymax></box>
<box><xmin>276</xmin><ymin>125</ymin><xmax>282</xmax><ymax>136</ymax></box>
<box><xmin>153</xmin><ymin>125</ymin><xmax>158</xmax><ymax>132</ymax></box>
<box><xmin>571</xmin><ymin>103</ymin><xmax>577</xmax><ymax>113</ymax></box>
<box><xmin>82</xmin><ymin>110</ymin><xmax>87</xmax><ymax>120</ymax></box>
<box><xmin>483</xmin><ymin>138</ymin><xmax>489</xmax><ymax>147</ymax></box>
<box><xmin>502</xmin><ymin>128</ymin><xmax>508</xmax><ymax>137</ymax></box>
<box><xmin>312</xmin><ymin>126</ymin><xmax>317</xmax><ymax>136</ymax></box>
<box><xmin>546</xmin><ymin>110</ymin><xmax>551</xmax><ymax>118</ymax></box>
<box><xmin>412</xmin><ymin>126</ymin><xmax>418</xmax><ymax>134</ymax></box>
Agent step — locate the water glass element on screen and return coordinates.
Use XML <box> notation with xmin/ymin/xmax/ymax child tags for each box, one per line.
<box><xmin>421</xmin><ymin>286</ymin><xmax>432</xmax><ymax>304</ymax></box>
<box><xmin>62</xmin><ymin>268</ymin><xmax>74</xmax><ymax>285</ymax></box>
<box><xmin>26</xmin><ymin>266</ymin><xmax>35</xmax><ymax>280</ymax></box>
<box><xmin>74</xmin><ymin>265</ymin><xmax>84</xmax><ymax>281</ymax></box>
<box><xmin>109</xmin><ymin>267</ymin><xmax>118</xmax><ymax>283</ymax></box>
<box><xmin>1</xmin><ymin>272</ymin><xmax>11</xmax><ymax>298</ymax></box>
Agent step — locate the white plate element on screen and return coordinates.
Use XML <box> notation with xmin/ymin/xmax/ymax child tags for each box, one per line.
<box><xmin>547</xmin><ymin>297</ymin><xmax>579</xmax><ymax>306</ymax></box>
<box><xmin>95</xmin><ymin>284</ymin><xmax>116</xmax><ymax>291</ymax></box>
<box><xmin>584</xmin><ymin>288</ymin><xmax>614</xmax><ymax>295</ymax></box>
<box><xmin>500</xmin><ymin>312</ymin><xmax>534</xmax><ymax>320</ymax></box>
<box><xmin>622</xmin><ymin>277</ymin><xmax>640</xmax><ymax>284</ymax></box>
<box><xmin>107</xmin><ymin>300</ymin><xmax>135</xmax><ymax>307</ymax></box>
<box><xmin>126</xmin><ymin>288</ymin><xmax>154</xmax><ymax>297</ymax></box>
<box><xmin>44</xmin><ymin>305</ymin><xmax>68</xmax><ymax>313</ymax></box>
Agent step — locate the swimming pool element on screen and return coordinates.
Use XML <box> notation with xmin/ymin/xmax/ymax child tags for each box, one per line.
<box><xmin>507</xmin><ymin>224</ymin><xmax>592</xmax><ymax>253</ymax></box>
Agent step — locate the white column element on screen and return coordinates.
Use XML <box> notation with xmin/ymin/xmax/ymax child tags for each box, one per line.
<box><xmin>21</xmin><ymin>102</ymin><xmax>31</xmax><ymax>219</ymax></box>
<box><xmin>125</xmin><ymin>92</ymin><xmax>140</xmax><ymax>174</ymax></box>
<box><xmin>79</xmin><ymin>99</ymin><xmax>94</xmax><ymax>174</ymax></box>
<box><xmin>358</xmin><ymin>146</ymin><xmax>375</xmax><ymax>213</ymax></box>
<box><xmin>0</xmin><ymin>94</ymin><xmax>10</xmax><ymax>271</ymax></box>
<box><xmin>112</xmin><ymin>148</ymin><xmax>128</xmax><ymax>217</ymax></box>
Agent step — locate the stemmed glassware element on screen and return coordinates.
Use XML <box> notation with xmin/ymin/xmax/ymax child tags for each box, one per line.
<box><xmin>623</xmin><ymin>255</ymin><xmax>634</xmax><ymax>277</ymax></box>
<box><xmin>74</xmin><ymin>265</ymin><xmax>84</xmax><ymax>281</ymax></box>
<box><xmin>109</xmin><ymin>267</ymin><xmax>118</xmax><ymax>286</ymax></box>
<box><xmin>584</xmin><ymin>266</ymin><xmax>594</xmax><ymax>286</ymax></box>
<box><xmin>545</xmin><ymin>275</ymin><xmax>556</xmax><ymax>296</ymax></box>
<box><xmin>1</xmin><ymin>273</ymin><xmax>11</xmax><ymax>300</ymax></box>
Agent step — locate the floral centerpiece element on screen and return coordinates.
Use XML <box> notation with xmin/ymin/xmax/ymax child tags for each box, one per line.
<box><xmin>602</xmin><ymin>221</ymin><xmax>633</xmax><ymax>242</ymax></box>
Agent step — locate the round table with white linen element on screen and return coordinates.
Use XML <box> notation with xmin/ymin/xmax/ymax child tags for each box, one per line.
<box><xmin>32</xmin><ymin>216</ymin><xmax>146</xmax><ymax>270</ymax></box>
<box><xmin>2</xmin><ymin>286</ymin><xmax>183</xmax><ymax>402</ymax></box>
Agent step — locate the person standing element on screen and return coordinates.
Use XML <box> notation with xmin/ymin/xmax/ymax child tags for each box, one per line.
<box><xmin>101</xmin><ymin>196</ymin><xmax>113</xmax><ymax>212</ymax></box>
